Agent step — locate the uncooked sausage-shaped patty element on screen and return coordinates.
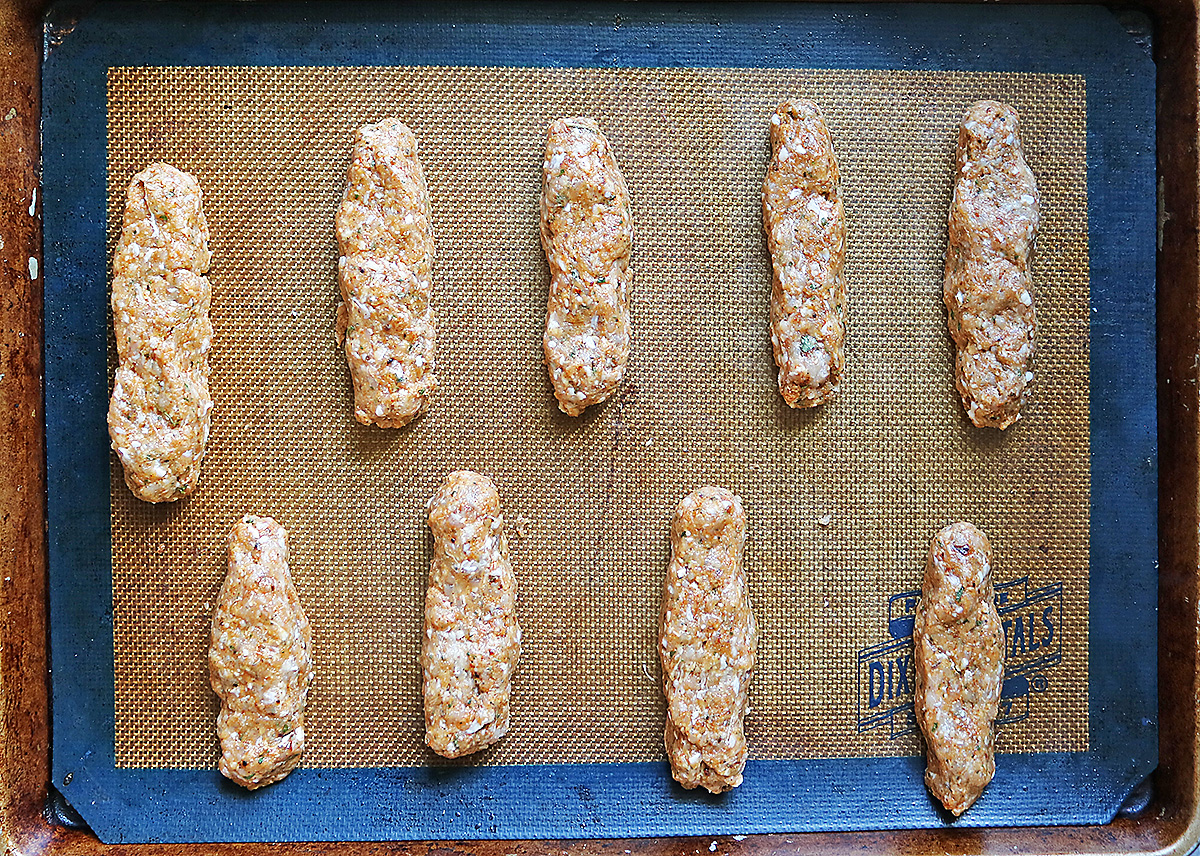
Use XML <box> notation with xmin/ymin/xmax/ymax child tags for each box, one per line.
<box><xmin>209</xmin><ymin>515</ymin><xmax>314</xmax><ymax>789</ymax></box>
<box><xmin>944</xmin><ymin>100</ymin><xmax>1039</xmax><ymax>429</ymax></box>
<box><xmin>335</xmin><ymin>118</ymin><xmax>438</xmax><ymax>427</ymax></box>
<box><xmin>660</xmin><ymin>487</ymin><xmax>757</xmax><ymax>793</ymax></box>
<box><xmin>107</xmin><ymin>163</ymin><xmax>213</xmax><ymax>502</ymax></box>
<box><xmin>541</xmin><ymin>118</ymin><xmax>633</xmax><ymax>416</ymax></box>
<box><xmin>913</xmin><ymin>521</ymin><xmax>1005</xmax><ymax>815</ymax></box>
<box><xmin>422</xmin><ymin>471</ymin><xmax>521</xmax><ymax>757</ymax></box>
<box><xmin>762</xmin><ymin>101</ymin><xmax>847</xmax><ymax>408</ymax></box>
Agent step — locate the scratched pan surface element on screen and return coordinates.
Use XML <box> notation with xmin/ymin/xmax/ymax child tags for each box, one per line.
<box><xmin>40</xmin><ymin>1</ymin><xmax>1156</xmax><ymax>844</ymax></box>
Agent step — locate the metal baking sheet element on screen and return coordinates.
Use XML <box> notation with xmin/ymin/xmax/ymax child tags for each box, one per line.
<box><xmin>41</xmin><ymin>1</ymin><xmax>1156</xmax><ymax>844</ymax></box>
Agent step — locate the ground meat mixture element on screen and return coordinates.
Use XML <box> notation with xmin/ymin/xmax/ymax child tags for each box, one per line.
<box><xmin>335</xmin><ymin>118</ymin><xmax>438</xmax><ymax>427</ymax></box>
<box><xmin>660</xmin><ymin>487</ymin><xmax>757</xmax><ymax>793</ymax></box>
<box><xmin>422</xmin><ymin>471</ymin><xmax>521</xmax><ymax>758</ymax></box>
<box><xmin>944</xmin><ymin>100</ymin><xmax>1039</xmax><ymax>429</ymax></box>
<box><xmin>209</xmin><ymin>515</ymin><xmax>314</xmax><ymax>790</ymax></box>
<box><xmin>541</xmin><ymin>118</ymin><xmax>633</xmax><ymax>416</ymax></box>
<box><xmin>762</xmin><ymin>101</ymin><xmax>848</xmax><ymax>408</ymax></box>
<box><xmin>107</xmin><ymin>163</ymin><xmax>213</xmax><ymax>502</ymax></box>
<box><xmin>914</xmin><ymin>521</ymin><xmax>1005</xmax><ymax>815</ymax></box>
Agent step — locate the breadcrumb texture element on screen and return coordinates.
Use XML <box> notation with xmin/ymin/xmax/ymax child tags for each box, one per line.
<box><xmin>107</xmin><ymin>163</ymin><xmax>213</xmax><ymax>502</ymax></box>
<box><xmin>762</xmin><ymin>100</ymin><xmax>848</xmax><ymax>408</ymax></box>
<box><xmin>335</xmin><ymin>118</ymin><xmax>438</xmax><ymax>427</ymax></box>
<box><xmin>422</xmin><ymin>471</ymin><xmax>521</xmax><ymax>758</ymax></box>
<box><xmin>944</xmin><ymin>100</ymin><xmax>1039</xmax><ymax>429</ymax></box>
<box><xmin>209</xmin><ymin>515</ymin><xmax>314</xmax><ymax>790</ymax></box>
<box><xmin>541</xmin><ymin>118</ymin><xmax>633</xmax><ymax>416</ymax></box>
<box><xmin>913</xmin><ymin>521</ymin><xmax>1005</xmax><ymax>816</ymax></box>
<box><xmin>660</xmin><ymin>487</ymin><xmax>757</xmax><ymax>793</ymax></box>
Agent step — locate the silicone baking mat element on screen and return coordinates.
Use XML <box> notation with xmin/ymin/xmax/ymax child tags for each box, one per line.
<box><xmin>43</xmin><ymin>1</ymin><xmax>1156</xmax><ymax>844</ymax></box>
<box><xmin>104</xmin><ymin>64</ymin><xmax>1090</xmax><ymax>768</ymax></box>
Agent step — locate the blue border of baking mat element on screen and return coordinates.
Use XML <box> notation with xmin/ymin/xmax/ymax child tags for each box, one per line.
<box><xmin>41</xmin><ymin>1</ymin><xmax>1157</xmax><ymax>843</ymax></box>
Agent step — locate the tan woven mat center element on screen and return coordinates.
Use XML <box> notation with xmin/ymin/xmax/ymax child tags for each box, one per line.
<box><xmin>108</xmin><ymin>66</ymin><xmax>1088</xmax><ymax>769</ymax></box>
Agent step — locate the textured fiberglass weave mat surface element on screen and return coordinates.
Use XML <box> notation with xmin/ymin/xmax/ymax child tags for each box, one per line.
<box><xmin>108</xmin><ymin>66</ymin><xmax>1088</xmax><ymax>771</ymax></box>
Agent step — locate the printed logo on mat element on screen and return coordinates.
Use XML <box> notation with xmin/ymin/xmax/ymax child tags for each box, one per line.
<box><xmin>855</xmin><ymin>577</ymin><xmax>1063</xmax><ymax>737</ymax></box>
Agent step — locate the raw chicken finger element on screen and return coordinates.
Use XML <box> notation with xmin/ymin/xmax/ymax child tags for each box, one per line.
<box><xmin>210</xmin><ymin>515</ymin><xmax>314</xmax><ymax>790</ymax></box>
<box><xmin>422</xmin><ymin>471</ymin><xmax>521</xmax><ymax>757</ymax></box>
<box><xmin>660</xmin><ymin>487</ymin><xmax>757</xmax><ymax>793</ymax></box>
<box><xmin>944</xmin><ymin>100</ymin><xmax>1039</xmax><ymax>429</ymax></box>
<box><xmin>762</xmin><ymin>101</ymin><xmax>848</xmax><ymax>408</ymax></box>
<box><xmin>913</xmin><ymin>521</ymin><xmax>1005</xmax><ymax>815</ymax></box>
<box><xmin>541</xmin><ymin>118</ymin><xmax>633</xmax><ymax>415</ymax></box>
<box><xmin>107</xmin><ymin>163</ymin><xmax>213</xmax><ymax>502</ymax></box>
<box><xmin>335</xmin><ymin>118</ymin><xmax>438</xmax><ymax>427</ymax></box>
